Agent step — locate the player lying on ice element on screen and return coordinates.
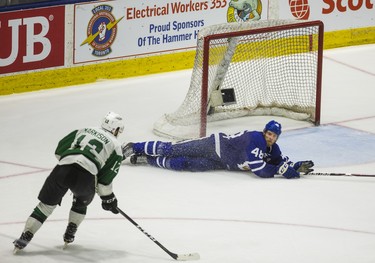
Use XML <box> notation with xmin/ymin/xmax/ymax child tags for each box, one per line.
<box><xmin>122</xmin><ymin>120</ymin><xmax>314</xmax><ymax>179</ymax></box>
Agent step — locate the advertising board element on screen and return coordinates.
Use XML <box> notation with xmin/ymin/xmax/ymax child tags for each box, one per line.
<box><xmin>74</xmin><ymin>0</ymin><xmax>268</xmax><ymax>63</ymax></box>
<box><xmin>279</xmin><ymin>0</ymin><xmax>374</xmax><ymax>31</ymax></box>
<box><xmin>0</xmin><ymin>6</ymin><xmax>65</xmax><ymax>74</ymax></box>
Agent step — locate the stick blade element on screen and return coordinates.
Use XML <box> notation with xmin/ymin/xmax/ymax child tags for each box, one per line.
<box><xmin>176</xmin><ymin>252</ymin><xmax>200</xmax><ymax>261</ymax></box>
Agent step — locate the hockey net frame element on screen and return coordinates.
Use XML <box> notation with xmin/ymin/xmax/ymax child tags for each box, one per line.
<box><xmin>154</xmin><ymin>20</ymin><xmax>324</xmax><ymax>139</ymax></box>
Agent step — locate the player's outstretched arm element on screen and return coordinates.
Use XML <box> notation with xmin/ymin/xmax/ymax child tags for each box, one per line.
<box><xmin>291</xmin><ymin>160</ymin><xmax>314</xmax><ymax>174</ymax></box>
<box><xmin>277</xmin><ymin>162</ymin><xmax>300</xmax><ymax>179</ymax></box>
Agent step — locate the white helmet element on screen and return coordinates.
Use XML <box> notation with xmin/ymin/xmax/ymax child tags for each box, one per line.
<box><xmin>101</xmin><ymin>111</ymin><xmax>124</xmax><ymax>137</ymax></box>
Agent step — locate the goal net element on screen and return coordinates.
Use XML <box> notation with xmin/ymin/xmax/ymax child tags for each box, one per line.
<box><xmin>154</xmin><ymin>20</ymin><xmax>324</xmax><ymax>139</ymax></box>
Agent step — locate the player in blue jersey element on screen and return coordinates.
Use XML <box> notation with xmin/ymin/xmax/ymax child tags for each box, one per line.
<box><xmin>122</xmin><ymin>120</ymin><xmax>314</xmax><ymax>179</ymax></box>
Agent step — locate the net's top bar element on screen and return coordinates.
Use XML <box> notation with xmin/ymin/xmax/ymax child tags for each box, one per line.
<box><xmin>198</xmin><ymin>20</ymin><xmax>324</xmax><ymax>40</ymax></box>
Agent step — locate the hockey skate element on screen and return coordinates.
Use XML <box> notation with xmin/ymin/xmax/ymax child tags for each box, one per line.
<box><xmin>13</xmin><ymin>231</ymin><xmax>33</xmax><ymax>254</ymax></box>
<box><xmin>130</xmin><ymin>155</ymin><xmax>148</xmax><ymax>165</ymax></box>
<box><xmin>63</xmin><ymin>222</ymin><xmax>77</xmax><ymax>249</ymax></box>
<box><xmin>122</xmin><ymin>142</ymin><xmax>134</xmax><ymax>160</ymax></box>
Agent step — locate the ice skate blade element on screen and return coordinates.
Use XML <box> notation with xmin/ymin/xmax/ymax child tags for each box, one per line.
<box><xmin>63</xmin><ymin>242</ymin><xmax>69</xmax><ymax>250</ymax></box>
<box><xmin>13</xmin><ymin>247</ymin><xmax>20</xmax><ymax>255</ymax></box>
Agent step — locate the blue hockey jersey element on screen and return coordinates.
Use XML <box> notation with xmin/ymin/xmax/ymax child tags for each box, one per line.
<box><xmin>132</xmin><ymin>130</ymin><xmax>287</xmax><ymax>178</ymax></box>
<box><xmin>217</xmin><ymin>130</ymin><xmax>284</xmax><ymax>178</ymax></box>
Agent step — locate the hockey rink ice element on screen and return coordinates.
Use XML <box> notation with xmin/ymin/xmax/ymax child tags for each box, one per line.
<box><xmin>0</xmin><ymin>44</ymin><xmax>374</xmax><ymax>263</ymax></box>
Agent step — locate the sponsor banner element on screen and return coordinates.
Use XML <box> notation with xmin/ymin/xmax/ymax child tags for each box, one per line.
<box><xmin>280</xmin><ymin>0</ymin><xmax>374</xmax><ymax>31</ymax></box>
<box><xmin>0</xmin><ymin>6</ymin><xmax>65</xmax><ymax>74</ymax></box>
<box><xmin>74</xmin><ymin>0</ymin><xmax>268</xmax><ymax>64</ymax></box>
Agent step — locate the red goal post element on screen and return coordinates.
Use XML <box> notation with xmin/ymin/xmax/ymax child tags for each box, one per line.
<box><xmin>154</xmin><ymin>20</ymin><xmax>324</xmax><ymax>140</ymax></box>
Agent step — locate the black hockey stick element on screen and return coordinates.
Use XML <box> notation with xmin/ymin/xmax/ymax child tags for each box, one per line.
<box><xmin>306</xmin><ymin>172</ymin><xmax>375</xmax><ymax>177</ymax></box>
<box><xmin>117</xmin><ymin>207</ymin><xmax>200</xmax><ymax>261</ymax></box>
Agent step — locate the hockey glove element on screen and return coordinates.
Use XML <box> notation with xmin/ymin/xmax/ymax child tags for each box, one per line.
<box><xmin>100</xmin><ymin>193</ymin><xmax>119</xmax><ymax>214</ymax></box>
<box><xmin>292</xmin><ymin>160</ymin><xmax>314</xmax><ymax>174</ymax></box>
<box><xmin>278</xmin><ymin>162</ymin><xmax>300</xmax><ymax>179</ymax></box>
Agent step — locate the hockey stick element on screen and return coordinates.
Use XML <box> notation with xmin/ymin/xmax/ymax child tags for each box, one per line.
<box><xmin>306</xmin><ymin>172</ymin><xmax>375</xmax><ymax>177</ymax></box>
<box><xmin>117</xmin><ymin>207</ymin><xmax>200</xmax><ymax>261</ymax></box>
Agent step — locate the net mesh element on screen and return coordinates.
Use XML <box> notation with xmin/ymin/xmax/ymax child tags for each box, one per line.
<box><xmin>154</xmin><ymin>20</ymin><xmax>323</xmax><ymax>139</ymax></box>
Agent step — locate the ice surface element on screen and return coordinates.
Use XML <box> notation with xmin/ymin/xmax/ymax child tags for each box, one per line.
<box><xmin>0</xmin><ymin>44</ymin><xmax>374</xmax><ymax>263</ymax></box>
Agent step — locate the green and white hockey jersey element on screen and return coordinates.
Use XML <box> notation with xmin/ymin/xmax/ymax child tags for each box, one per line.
<box><xmin>55</xmin><ymin>127</ymin><xmax>123</xmax><ymax>187</ymax></box>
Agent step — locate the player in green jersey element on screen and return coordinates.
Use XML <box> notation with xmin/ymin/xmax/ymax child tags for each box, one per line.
<box><xmin>13</xmin><ymin>112</ymin><xmax>124</xmax><ymax>253</ymax></box>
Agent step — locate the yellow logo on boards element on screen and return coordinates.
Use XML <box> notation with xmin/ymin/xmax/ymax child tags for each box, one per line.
<box><xmin>227</xmin><ymin>0</ymin><xmax>262</xmax><ymax>22</ymax></box>
<box><xmin>81</xmin><ymin>5</ymin><xmax>124</xmax><ymax>57</ymax></box>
